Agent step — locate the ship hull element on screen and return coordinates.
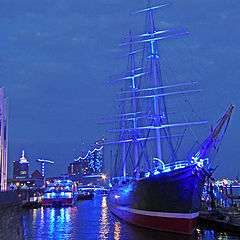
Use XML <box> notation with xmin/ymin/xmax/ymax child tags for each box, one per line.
<box><xmin>109</xmin><ymin>203</ymin><xmax>198</xmax><ymax>234</ymax></box>
<box><xmin>42</xmin><ymin>198</ymin><xmax>74</xmax><ymax>207</ymax></box>
<box><xmin>108</xmin><ymin>164</ymin><xmax>207</xmax><ymax>235</ymax></box>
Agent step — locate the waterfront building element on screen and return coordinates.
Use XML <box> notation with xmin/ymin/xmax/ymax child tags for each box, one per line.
<box><xmin>68</xmin><ymin>146</ymin><xmax>103</xmax><ymax>177</ymax></box>
<box><xmin>8</xmin><ymin>169</ymin><xmax>44</xmax><ymax>190</ymax></box>
<box><xmin>68</xmin><ymin>146</ymin><xmax>104</xmax><ymax>184</ymax></box>
<box><xmin>13</xmin><ymin>150</ymin><xmax>29</xmax><ymax>179</ymax></box>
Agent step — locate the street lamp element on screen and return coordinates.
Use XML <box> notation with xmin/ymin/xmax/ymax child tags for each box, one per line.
<box><xmin>102</xmin><ymin>174</ymin><xmax>107</xmax><ymax>186</ymax></box>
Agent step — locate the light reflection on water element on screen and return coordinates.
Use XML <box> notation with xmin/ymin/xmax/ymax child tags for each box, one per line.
<box><xmin>114</xmin><ymin>221</ymin><xmax>121</xmax><ymax>240</ymax></box>
<box><xmin>23</xmin><ymin>195</ymin><xmax>240</xmax><ymax>240</ymax></box>
<box><xmin>99</xmin><ymin>196</ymin><xmax>109</xmax><ymax>239</ymax></box>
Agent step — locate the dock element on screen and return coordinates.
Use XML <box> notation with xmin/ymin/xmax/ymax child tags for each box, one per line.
<box><xmin>198</xmin><ymin>208</ymin><xmax>240</xmax><ymax>234</ymax></box>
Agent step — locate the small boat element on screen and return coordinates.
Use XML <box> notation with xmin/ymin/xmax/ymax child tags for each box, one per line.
<box><xmin>22</xmin><ymin>196</ymin><xmax>42</xmax><ymax>209</ymax></box>
<box><xmin>76</xmin><ymin>189</ymin><xmax>94</xmax><ymax>200</ymax></box>
<box><xmin>22</xmin><ymin>201</ymin><xmax>41</xmax><ymax>209</ymax></box>
<box><xmin>42</xmin><ymin>179</ymin><xmax>75</xmax><ymax>207</ymax></box>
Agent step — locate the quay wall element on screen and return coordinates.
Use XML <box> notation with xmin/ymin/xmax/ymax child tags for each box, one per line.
<box><xmin>0</xmin><ymin>191</ymin><xmax>24</xmax><ymax>240</ymax></box>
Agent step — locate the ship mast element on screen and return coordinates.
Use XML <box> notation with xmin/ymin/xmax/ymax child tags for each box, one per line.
<box><xmin>147</xmin><ymin>0</ymin><xmax>178</xmax><ymax>163</ymax></box>
<box><xmin>121</xmin><ymin>91</ymin><xmax>127</xmax><ymax>181</ymax></box>
<box><xmin>148</xmin><ymin>2</ymin><xmax>162</xmax><ymax>162</ymax></box>
<box><xmin>129</xmin><ymin>31</ymin><xmax>140</xmax><ymax>179</ymax></box>
<box><xmin>106</xmin><ymin>1</ymin><xmax>209</xmax><ymax>178</ymax></box>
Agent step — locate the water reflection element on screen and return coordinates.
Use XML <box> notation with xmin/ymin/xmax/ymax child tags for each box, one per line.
<box><xmin>47</xmin><ymin>208</ymin><xmax>72</xmax><ymax>239</ymax></box>
<box><xmin>32</xmin><ymin>208</ymin><xmax>37</xmax><ymax>225</ymax></box>
<box><xmin>120</xmin><ymin>223</ymin><xmax>200</xmax><ymax>240</ymax></box>
<box><xmin>22</xmin><ymin>195</ymin><xmax>239</xmax><ymax>240</ymax></box>
<box><xmin>114</xmin><ymin>221</ymin><xmax>121</xmax><ymax>240</ymax></box>
<box><xmin>49</xmin><ymin>208</ymin><xmax>55</xmax><ymax>238</ymax></box>
<box><xmin>198</xmin><ymin>228</ymin><xmax>231</xmax><ymax>240</ymax></box>
<box><xmin>99</xmin><ymin>196</ymin><xmax>110</xmax><ymax>239</ymax></box>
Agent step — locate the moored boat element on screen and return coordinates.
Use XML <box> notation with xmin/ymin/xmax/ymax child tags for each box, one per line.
<box><xmin>42</xmin><ymin>179</ymin><xmax>75</xmax><ymax>207</ymax></box>
<box><xmin>76</xmin><ymin>189</ymin><xmax>94</xmax><ymax>200</ymax></box>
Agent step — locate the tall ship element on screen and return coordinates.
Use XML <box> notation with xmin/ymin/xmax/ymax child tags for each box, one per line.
<box><xmin>106</xmin><ymin>0</ymin><xmax>234</xmax><ymax>235</ymax></box>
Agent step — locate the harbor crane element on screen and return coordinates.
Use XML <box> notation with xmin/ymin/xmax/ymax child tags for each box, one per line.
<box><xmin>36</xmin><ymin>159</ymin><xmax>54</xmax><ymax>187</ymax></box>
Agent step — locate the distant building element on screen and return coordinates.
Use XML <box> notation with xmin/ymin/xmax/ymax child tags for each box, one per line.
<box><xmin>8</xmin><ymin>169</ymin><xmax>44</xmax><ymax>190</ymax></box>
<box><xmin>13</xmin><ymin>161</ymin><xmax>20</xmax><ymax>179</ymax></box>
<box><xmin>68</xmin><ymin>146</ymin><xmax>104</xmax><ymax>178</ymax></box>
<box><xmin>31</xmin><ymin>169</ymin><xmax>43</xmax><ymax>179</ymax></box>
<box><xmin>13</xmin><ymin>150</ymin><xmax>29</xmax><ymax>179</ymax></box>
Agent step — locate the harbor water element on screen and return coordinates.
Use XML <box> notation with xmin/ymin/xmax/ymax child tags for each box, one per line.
<box><xmin>23</xmin><ymin>195</ymin><xmax>240</xmax><ymax>240</ymax></box>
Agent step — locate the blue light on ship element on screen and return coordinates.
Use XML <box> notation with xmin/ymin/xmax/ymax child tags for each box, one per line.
<box><xmin>145</xmin><ymin>172</ymin><xmax>150</xmax><ymax>177</ymax></box>
<box><xmin>163</xmin><ymin>168</ymin><xmax>171</xmax><ymax>173</ymax></box>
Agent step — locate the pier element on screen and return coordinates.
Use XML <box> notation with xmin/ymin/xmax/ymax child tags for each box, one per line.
<box><xmin>199</xmin><ymin>208</ymin><xmax>240</xmax><ymax>233</ymax></box>
<box><xmin>199</xmin><ymin>182</ymin><xmax>240</xmax><ymax>234</ymax></box>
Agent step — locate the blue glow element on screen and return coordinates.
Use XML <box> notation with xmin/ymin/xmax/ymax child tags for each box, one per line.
<box><xmin>131</xmin><ymin>3</ymin><xmax>171</xmax><ymax>14</ymax></box>
<box><xmin>120</xmin><ymin>32</ymin><xmax>189</xmax><ymax>46</ymax></box>
<box><xmin>118</xmin><ymin>82</ymin><xmax>197</xmax><ymax>94</ymax></box>
<box><xmin>117</xmin><ymin>89</ymin><xmax>202</xmax><ymax>101</ymax></box>
<box><xmin>145</xmin><ymin>172</ymin><xmax>150</xmax><ymax>177</ymax></box>
<box><xmin>37</xmin><ymin>159</ymin><xmax>54</xmax><ymax>164</ymax></box>
<box><xmin>45</xmin><ymin>207</ymin><xmax>72</xmax><ymax>239</ymax></box>
<box><xmin>110</xmin><ymin>120</ymin><xmax>208</xmax><ymax>132</ymax></box>
<box><xmin>123</xmin><ymin>28</ymin><xmax>184</xmax><ymax>40</ymax></box>
<box><xmin>144</xmin><ymin>160</ymin><xmax>194</xmax><ymax>178</ymax></box>
<box><xmin>123</xmin><ymin>184</ymin><xmax>133</xmax><ymax>194</ymax></box>
<box><xmin>174</xmin><ymin>165</ymin><xmax>185</xmax><ymax>170</ymax></box>
<box><xmin>74</xmin><ymin>146</ymin><xmax>103</xmax><ymax>161</ymax></box>
<box><xmin>83</xmin><ymin>174</ymin><xmax>103</xmax><ymax>178</ymax></box>
<box><xmin>110</xmin><ymin>71</ymin><xmax>151</xmax><ymax>83</ymax></box>
<box><xmin>163</xmin><ymin>168</ymin><xmax>171</xmax><ymax>173</ymax></box>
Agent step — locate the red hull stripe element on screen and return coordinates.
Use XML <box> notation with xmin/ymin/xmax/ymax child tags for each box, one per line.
<box><xmin>109</xmin><ymin>203</ymin><xmax>198</xmax><ymax>235</ymax></box>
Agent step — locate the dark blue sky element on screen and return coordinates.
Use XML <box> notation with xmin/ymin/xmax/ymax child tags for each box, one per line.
<box><xmin>1</xmin><ymin>0</ymin><xmax>239</xmax><ymax>179</ymax></box>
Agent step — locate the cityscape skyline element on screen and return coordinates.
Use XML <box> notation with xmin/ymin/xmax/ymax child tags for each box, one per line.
<box><xmin>0</xmin><ymin>0</ymin><xmax>239</xmax><ymax>179</ymax></box>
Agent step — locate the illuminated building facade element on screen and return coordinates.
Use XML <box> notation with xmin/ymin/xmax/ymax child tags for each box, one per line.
<box><xmin>13</xmin><ymin>150</ymin><xmax>29</xmax><ymax>179</ymax></box>
<box><xmin>68</xmin><ymin>146</ymin><xmax>104</xmax><ymax>177</ymax></box>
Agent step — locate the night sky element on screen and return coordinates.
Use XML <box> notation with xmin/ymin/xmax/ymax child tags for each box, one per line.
<box><xmin>1</xmin><ymin>0</ymin><xmax>239</xmax><ymax>179</ymax></box>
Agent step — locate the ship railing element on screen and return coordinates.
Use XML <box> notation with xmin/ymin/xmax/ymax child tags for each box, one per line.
<box><xmin>110</xmin><ymin>176</ymin><xmax>136</xmax><ymax>187</ymax></box>
<box><xmin>145</xmin><ymin>160</ymin><xmax>190</xmax><ymax>177</ymax></box>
